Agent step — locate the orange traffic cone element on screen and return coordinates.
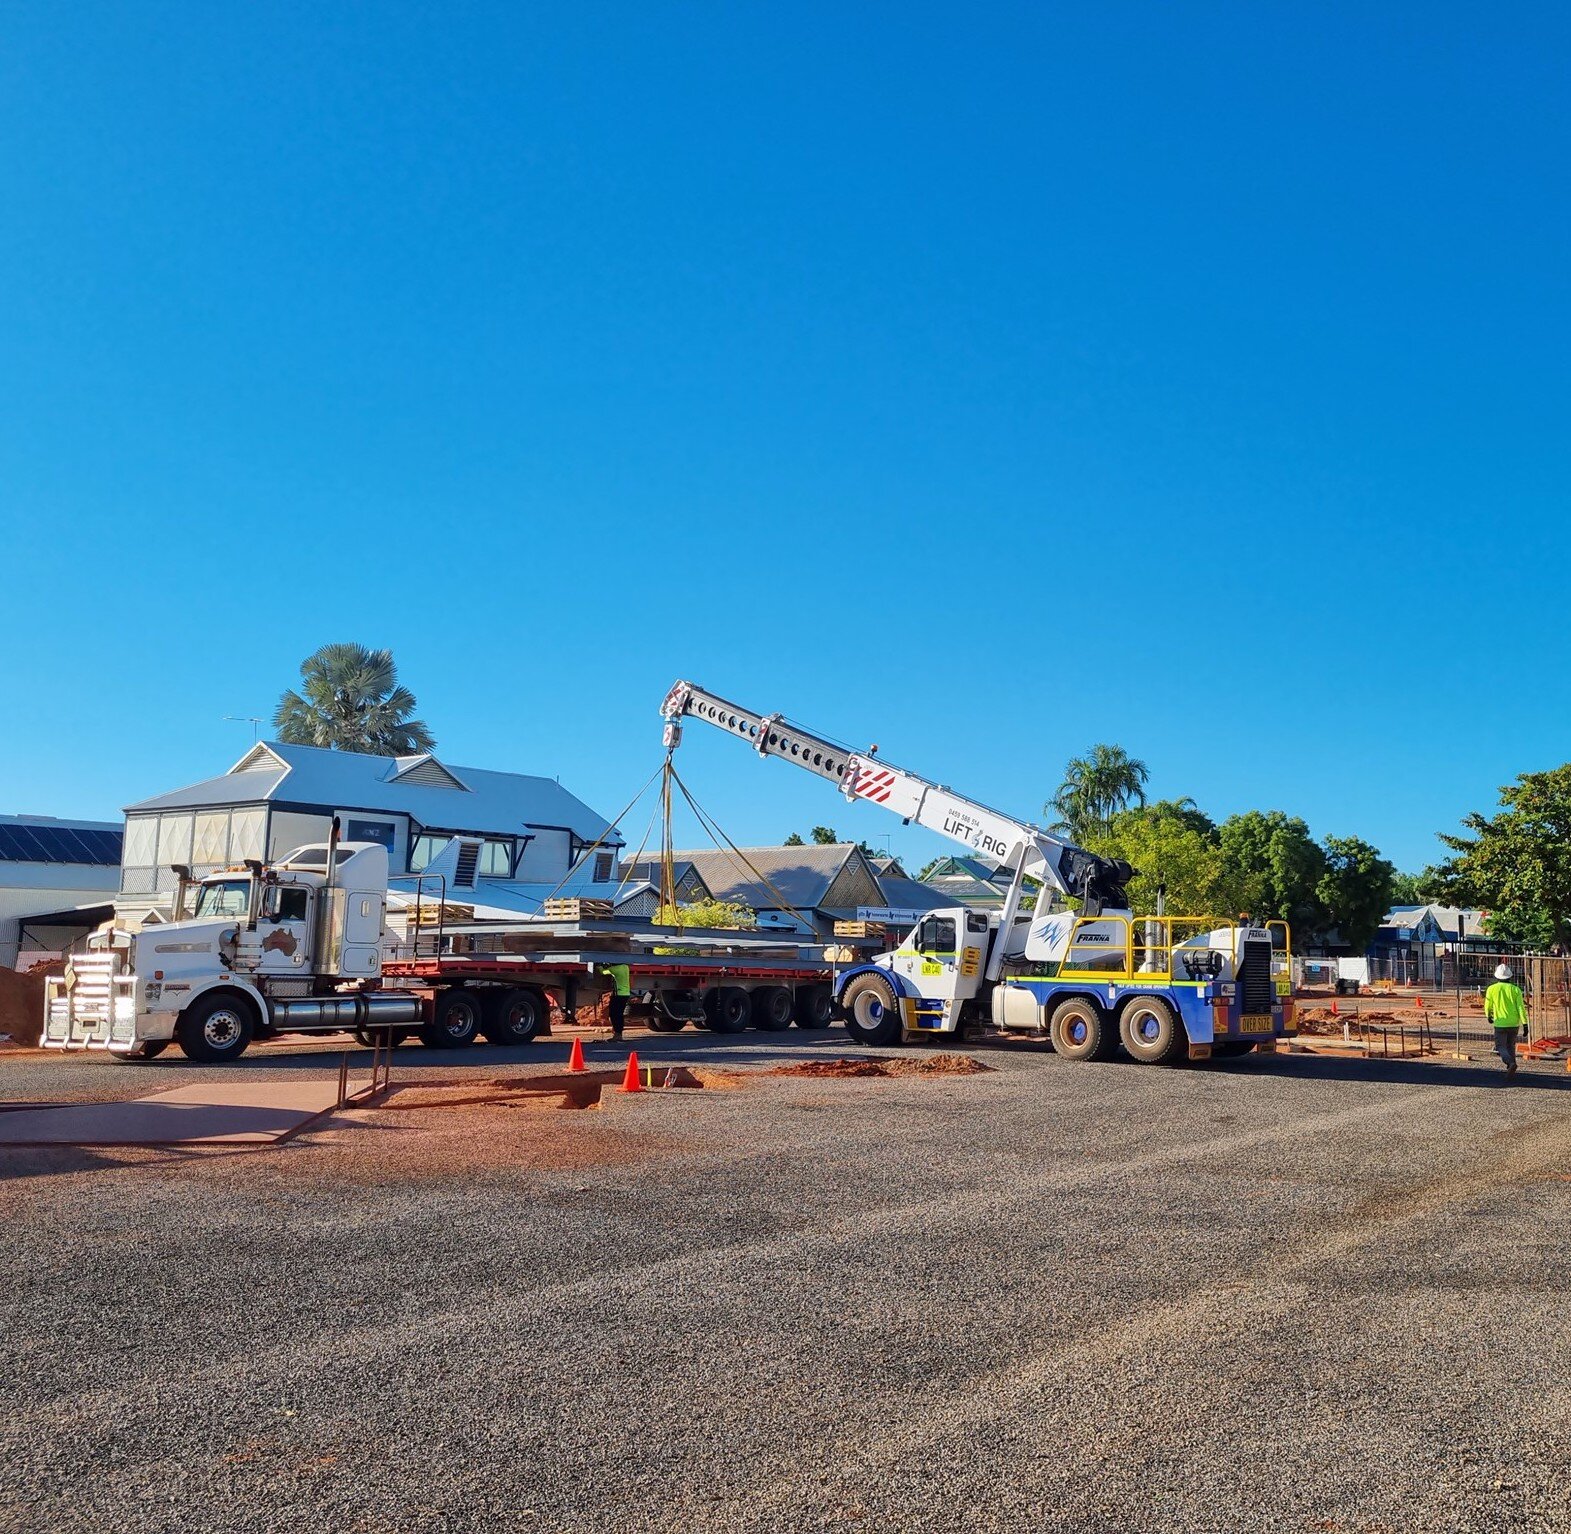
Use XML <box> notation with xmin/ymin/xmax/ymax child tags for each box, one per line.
<box><xmin>567</xmin><ymin>1037</ymin><xmax>586</xmax><ymax>1073</ymax></box>
<box><xmin>1330</xmin><ymin>999</ymin><xmax>1339</xmax><ymax>1016</ymax></box>
<box><xmin>1415</xmin><ymin>993</ymin><xmax>1425</xmax><ymax>1008</ymax></box>
<box><xmin>619</xmin><ymin>1050</ymin><xmax>643</xmax><ymax>1093</ymax></box>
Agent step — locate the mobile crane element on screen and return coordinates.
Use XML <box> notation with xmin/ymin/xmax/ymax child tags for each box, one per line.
<box><xmin>661</xmin><ymin>680</ymin><xmax>1294</xmax><ymax>1063</ymax></box>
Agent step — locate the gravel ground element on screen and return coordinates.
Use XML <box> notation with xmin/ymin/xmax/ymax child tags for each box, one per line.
<box><xmin>3</xmin><ymin>1031</ymin><xmax>1571</xmax><ymax>1534</ymax></box>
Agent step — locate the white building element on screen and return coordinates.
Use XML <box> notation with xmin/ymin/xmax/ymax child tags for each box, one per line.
<box><xmin>118</xmin><ymin>741</ymin><xmax>633</xmax><ymax>921</ymax></box>
<box><xmin>0</xmin><ymin>815</ymin><xmax>123</xmax><ymax>968</ymax></box>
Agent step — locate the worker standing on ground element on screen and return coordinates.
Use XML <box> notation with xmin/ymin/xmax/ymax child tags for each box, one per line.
<box><xmin>606</xmin><ymin>962</ymin><xmax>631</xmax><ymax>1042</ymax></box>
<box><xmin>1484</xmin><ymin>963</ymin><xmax>1528</xmax><ymax>1077</ymax></box>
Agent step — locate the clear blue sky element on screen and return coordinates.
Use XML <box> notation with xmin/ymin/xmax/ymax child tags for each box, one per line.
<box><xmin>3</xmin><ymin>3</ymin><xmax>1568</xmax><ymax>875</ymax></box>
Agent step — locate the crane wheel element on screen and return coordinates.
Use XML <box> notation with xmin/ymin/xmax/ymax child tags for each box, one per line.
<box><xmin>1119</xmin><ymin>996</ymin><xmax>1185</xmax><ymax>1065</ymax></box>
<box><xmin>750</xmin><ymin>986</ymin><xmax>794</xmax><ymax>1031</ymax></box>
<box><xmin>841</xmin><ymin>974</ymin><xmax>903</xmax><ymax>1047</ymax></box>
<box><xmin>1048</xmin><ymin>997</ymin><xmax>1115</xmax><ymax>1062</ymax></box>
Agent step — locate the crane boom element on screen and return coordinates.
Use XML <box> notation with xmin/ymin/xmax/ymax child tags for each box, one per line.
<box><xmin>659</xmin><ymin>680</ymin><xmax>1131</xmax><ymax>910</ymax></box>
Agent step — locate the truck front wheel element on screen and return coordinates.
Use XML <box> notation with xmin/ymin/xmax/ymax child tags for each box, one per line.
<box><xmin>842</xmin><ymin>975</ymin><xmax>903</xmax><ymax>1047</ymax></box>
<box><xmin>1119</xmin><ymin>996</ymin><xmax>1185</xmax><ymax>1065</ymax></box>
<box><xmin>176</xmin><ymin>995</ymin><xmax>256</xmax><ymax>1064</ymax></box>
<box><xmin>112</xmin><ymin>1040</ymin><xmax>170</xmax><ymax>1063</ymax></box>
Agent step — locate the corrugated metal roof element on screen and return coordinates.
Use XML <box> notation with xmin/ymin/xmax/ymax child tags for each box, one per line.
<box><xmin>658</xmin><ymin>845</ymin><xmax>857</xmax><ymax>909</ymax></box>
<box><xmin>1379</xmin><ymin>902</ymin><xmax>1488</xmax><ymax>938</ymax></box>
<box><xmin>0</xmin><ymin>815</ymin><xmax>123</xmax><ymax>866</ymax></box>
<box><xmin>125</xmin><ymin>741</ymin><xmax>620</xmax><ymax>845</ymax></box>
<box><xmin>874</xmin><ymin>874</ymin><xmax>951</xmax><ymax>913</ymax></box>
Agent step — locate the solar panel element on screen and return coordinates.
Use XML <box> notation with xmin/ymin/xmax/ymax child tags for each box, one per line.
<box><xmin>0</xmin><ymin>823</ymin><xmax>124</xmax><ymax>865</ymax></box>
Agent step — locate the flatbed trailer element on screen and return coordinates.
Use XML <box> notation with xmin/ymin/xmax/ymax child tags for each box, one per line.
<box><xmin>378</xmin><ymin>943</ymin><xmax>848</xmax><ymax>1046</ymax></box>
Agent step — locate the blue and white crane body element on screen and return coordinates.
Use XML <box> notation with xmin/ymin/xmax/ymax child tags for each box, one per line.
<box><xmin>661</xmin><ymin>681</ymin><xmax>1295</xmax><ymax>1063</ymax></box>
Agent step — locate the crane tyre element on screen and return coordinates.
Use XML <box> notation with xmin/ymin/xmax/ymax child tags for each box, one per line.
<box><xmin>1048</xmin><ymin>996</ymin><xmax>1115</xmax><ymax>1062</ymax></box>
<box><xmin>841</xmin><ymin>974</ymin><xmax>903</xmax><ymax>1047</ymax></box>
<box><xmin>704</xmin><ymin>987</ymin><xmax>750</xmax><ymax>1033</ymax></box>
<box><xmin>1119</xmin><ymin>996</ymin><xmax>1185</xmax><ymax>1065</ymax></box>
<box><xmin>793</xmin><ymin>986</ymin><xmax>834</xmax><ymax>1029</ymax></box>
<box><xmin>482</xmin><ymin>987</ymin><xmax>547</xmax><ymax>1046</ymax></box>
<box><xmin>175</xmin><ymin>993</ymin><xmax>256</xmax><ymax>1064</ymax></box>
<box><xmin>420</xmin><ymin>988</ymin><xmax>481</xmax><ymax>1049</ymax></box>
<box><xmin>751</xmin><ymin>986</ymin><xmax>794</xmax><ymax>1031</ymax></box>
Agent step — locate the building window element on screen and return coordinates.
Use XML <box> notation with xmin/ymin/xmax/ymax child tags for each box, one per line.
<box><xmin>409</xmin><ymin>835</ymin><xmax>443</xmax><ymax>873</ymax></box>
<box><xmin>594</xmin><ymin>852</ymin><xmax>613</xmax><ymax>882</ymax></box>
<box><xmin>480</xmin><ymin>840</ymin><xmax>513</xmax><ymax>878</ymax></box>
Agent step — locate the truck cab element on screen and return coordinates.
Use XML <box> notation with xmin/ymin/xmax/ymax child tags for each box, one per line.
<box><xmin>42</xmin><ymin>842</ymin><xmax>405</xmax><ymax>1061</ymax></box>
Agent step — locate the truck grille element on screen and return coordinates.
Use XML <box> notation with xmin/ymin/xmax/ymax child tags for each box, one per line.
<box><xmin>42</xmin><ymin>954</ymin><xmax>137</xmax><ymax>1050</ymax></box>
<box><xmin>1239</xmin><ymin>939</ymin><xmax>1275</xmax><ymax>1014</ymax></box>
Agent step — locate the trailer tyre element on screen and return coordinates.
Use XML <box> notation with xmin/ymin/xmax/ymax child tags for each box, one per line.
<box><xmin>175</xmin><ymin>993</ymin><xmax>256</xmax><ymax>1064</ymax></box>
<box><xmin>1048</xmin><ymin>996</ymin><xmax>1115</xmax><ymax>1062</ymax></box>
<box><xmin>421</xmin><ymin>988</ymin><xmax>481</xmax><ymax>1049</ymax></box>
<box><xmin>1119</xmin><ymin>996</ymin><xmax>1185</xmax><ymax>1065</ymax></box>
<box><xmin>482</xmin><ymin>987</ymin><xmax>547</xmax><ymax>1046</ymax></box>
<box><xmin>703</xmin><ymin>987</ymin><xmax>750</xmax><ymax>1033</ymax></box>
<box><xmin>841</xmin><ymin>974</ymin><xmax>903</xmax><ymax>1047</ymax></box>
<box><xmin>751</xmin><ymin>986</ymin><xmax>794</xmax><ymax>1031</ymax></box>
<box><xmin>793</xmin><ymin>986</ymin><xmax>834</xmax><ymax>1029</ymax></box>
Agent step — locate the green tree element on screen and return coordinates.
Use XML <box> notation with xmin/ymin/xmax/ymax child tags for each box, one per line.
<box><xmin>656</xmin><ymin>896</ymin><xmax>755</xmax><ymax>929</ymax></box>
<box><xmin>1315</xmin><ymin>836</ymin><xmax>1396</xmax><ymax>951</ymax></box>
<box><xmin>1215</xmin><ymin>811</ymin><xmax>1327</xmax><ymax>930</ymax></box>
<box><xmin>1084</xmin><ymin>799</ymin><xmax>1226</xmax><ymax>915</ymax></box>
<box><xmin>1438</xmin><ymin>765</ymin><xmax>1571</xmax><ymax>948</ymax></box>
<box><xmin>810</xmin><ymin>826</ymin><xmax>838</xmax><ymax>845</ymax></box>
<box><xmin>783</xmin><ymin>832</ymin><xmax>805</xmax><ymax>846</ymax></box>
<box><xmin>274</xmin><ymin>643</ymin><xmax>435</xmax><ymax>755</ymax></box>
<box><xmin>1049</xmin><ymin>744</ymin><xmax>1150</xmax><ymax>841</ymax></box>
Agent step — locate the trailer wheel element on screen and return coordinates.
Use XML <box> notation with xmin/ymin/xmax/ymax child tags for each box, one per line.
<box><xmin>704</xmin><ymin>987</ymin><xmax>751</xmax><ymax>1033</ymax></box>
<box><xmin>1048</xmin><ymin>997</ymin><xmax>1115</xmax><ymax>1062</ymax></box>
<box><xmin>751</xmin><ymin>986</ymin><xmax>794</xmax><ymax>1031</ymax></box>
<box><xmin>1119</xmin><ymin>996</ymin><xmax>1184</xmax><ymax>1065</ymax></box>
<box><xmin>793</xmin><ymin>986</ymin><xmax>834</xmax><ymax>1029</ymax></box>
<box><xmin>421</xmin><ymin>988</ymin><xmax>481</xmax><ymax>1049</ymax></box>
<box><xmin>482</xmin><ymin>987</ymin><xmax>547</xmax><ymax>1046</ymax></box>
<box><xmin>841</xmin><ymin>974</ymin><xmax>903</xmax><ymax>1047</ymax></box>
<box><xmin>175</xmin><ymin>993</ymin><xmax>256</xmax><ymax>1064</ymax></box>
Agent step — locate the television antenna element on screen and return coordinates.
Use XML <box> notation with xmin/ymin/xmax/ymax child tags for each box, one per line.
<box><xmin>224</xmin><ymin>715</ymin><xmax>263</xmax><ymax>742</ymax></box>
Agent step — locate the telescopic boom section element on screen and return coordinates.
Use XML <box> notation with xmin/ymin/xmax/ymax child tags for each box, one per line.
<box><xmin>659</xmin><ymin>680</ymin><xmax>1132</xmax><ymax>911</ymax></box>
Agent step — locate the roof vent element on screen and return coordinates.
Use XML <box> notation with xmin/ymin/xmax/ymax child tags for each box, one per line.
<box><xmin>388</xmin><ymin>755</ymin><xmax>469</xmax><ymax>790</ymax></box>
<box><xmin>231</xmin><ymin>743</ymin><xmax>288</xmax><ymax>774</ymax></box>
<box><xmin>453</xmin><ymin>841</ymin><xmax>480</xmax><ymax>890</ymax></box>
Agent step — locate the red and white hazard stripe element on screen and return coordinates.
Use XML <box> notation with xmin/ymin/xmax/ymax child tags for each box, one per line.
<box><xmin>854</xmin><ymin>764</ymin><xmax>897</xmax><ymax>804</ymax></box>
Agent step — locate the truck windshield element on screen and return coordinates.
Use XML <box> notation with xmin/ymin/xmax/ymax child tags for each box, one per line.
<box><xmin>192</xmin><ymin>879</ymin><xmax>251</xmax><ymax>918</ymax></box>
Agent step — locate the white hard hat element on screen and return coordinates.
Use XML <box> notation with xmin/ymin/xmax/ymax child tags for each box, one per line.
<box><xmin>1494</xmin><ymin>963</ymin><xmax>1513</xmax><ymax>981</ymax></box>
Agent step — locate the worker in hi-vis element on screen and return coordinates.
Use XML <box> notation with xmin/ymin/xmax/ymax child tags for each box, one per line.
<box><xmin>1483</xmin><ymin>963</ymin><xmax>1528</xmax><ymax>1077</ymax></box>
<box><xmin>606</xmin><ymin>963</ymin><xmax>632</xmax><ymax>1042</ymax></box>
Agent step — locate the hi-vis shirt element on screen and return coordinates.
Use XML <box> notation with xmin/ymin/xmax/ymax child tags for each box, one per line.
<box><xmin>605</xmin><ymin>964</ymin><xmax>632</xmax><ymax>998</ymax></box>
<box><xmin>1484</xmin><ymin>981</ymin><xmax>1528</xmax><ymax>1031</ymax></box>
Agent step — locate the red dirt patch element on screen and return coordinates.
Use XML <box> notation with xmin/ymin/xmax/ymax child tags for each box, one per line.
<box><xmin>0</xmin><ymin>967</ymin><xmax>45</xmax><ymax>1048</ymax></box>
<box><xmin>773</xmin><ymin>1054</ymin><xmax>992</xmax><ymax>1080</ymax></box>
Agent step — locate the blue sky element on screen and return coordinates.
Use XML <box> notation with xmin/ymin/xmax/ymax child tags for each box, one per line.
<box><xmin>2</xmin><ymin>2</ymin><xmax>1568</xmax><ymax>875</ymax></box>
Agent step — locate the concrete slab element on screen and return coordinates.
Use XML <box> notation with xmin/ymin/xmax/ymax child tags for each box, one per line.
<box><xmin>0</xmin><ymin>1078</ymin><xmax>357</xmax><ymax>1147</ymax></box>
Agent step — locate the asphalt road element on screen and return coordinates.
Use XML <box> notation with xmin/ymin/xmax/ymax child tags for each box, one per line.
<box><xmin>3</xmin><ymin>1031</ymin><xmax>1570</xmax><ymax>1534</ymax></box>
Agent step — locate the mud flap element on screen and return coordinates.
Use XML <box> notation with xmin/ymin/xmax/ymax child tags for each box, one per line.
<box><xmin>1187</xmin><ymin>1042</ymin><xmax>1213</xmax><ymax>1061</ymax></box>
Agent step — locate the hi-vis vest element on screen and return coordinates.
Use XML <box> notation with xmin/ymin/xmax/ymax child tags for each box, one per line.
<box><xmin>1484</xmin><ymin>981</ymin><xmax>1528</xmax><ymax>1031</ymax></box>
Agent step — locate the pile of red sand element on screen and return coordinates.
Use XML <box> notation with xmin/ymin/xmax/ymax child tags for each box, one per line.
<box><xmin>0</xmin><ymin>967</ymin><xmax>45</xmax><ymax>1048</ymax></box>
<box><xmin>773</xmin><ymin>1054</ymin><xmax>991</xmax><ymax>1080</ymax></box>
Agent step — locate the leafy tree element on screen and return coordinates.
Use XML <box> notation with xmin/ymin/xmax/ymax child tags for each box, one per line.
<box><xmin>1215</xmin><ymin>811</ymin><xmax>1327</xmax><ymax>930</ymax></box>
<box><xmin>274</xmin><ymin>643</ymin><xmax>435</xmax><ymax>755</ymax></box>
<box><xmin>1315</xmin><ymin>836</ymin><xmax>1396</xmax><ymax>951</ymax></box>
<box><xmin>810</xmin><ymin>826</ymin><xmax>838</xmax><ymax>845</ymax></box>
<box><xmin>1084</xmin><ymin>799</ymin><xmax>1226</xmax><ymax>915</ymax></box>
<box><xmin>656</xmin><ymin>896</ymin><xmax>755</xmax><ymax>929</ymax></box>
<box><xmin>1438</xmin><ymin>765</ymin><xmax>1571</xmax><ymax>948</ymax></box>
<box><xmin>1389</xmin><ymin>866</ymin><xmax>1449</xmax><ymax>906</ymax></box>
<box><xmin>1048</xmin><ymin>744</ymin><xmax>1149</xmax><ymax>841</ymax></box>
<box><xmin>783</xmin><ymin>832</ymin><xmax>806</xmax><ymax>846</ymax></box>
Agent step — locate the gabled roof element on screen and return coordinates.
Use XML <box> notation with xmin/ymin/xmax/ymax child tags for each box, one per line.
<box><xmin>921</xmin><ymin>854</ymin><xmax>1008</xmax><ymax>884</ymax></box>
<box><xmin>617</xmin><ymin>859</ymin><xmax>713</xmax><ymax>897</ymax></box>
<box><xmin>1379</xmin><ymin>903</ymin><xmax>1489</xmax><ymax>939</ymax></box>
<box><xmin>125</xmin><ymin>741</ymin><xmax>621</xmax><ymax>846</ymax></box>
<box><xmin>874</xmin><ymin>874</ymin><xmax>952</xmax><ymax>914</ymax></box>
<box><xmin>659</xmin><ymin>844</ymin><xmax>863</xmax><ymax>911</ymax></box>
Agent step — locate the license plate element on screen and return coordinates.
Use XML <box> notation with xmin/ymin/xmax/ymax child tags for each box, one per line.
<box><xmin>1240</xmin><ymin>1013</ymin><xmax>1273</xmax><ymax>1034</ymax></box>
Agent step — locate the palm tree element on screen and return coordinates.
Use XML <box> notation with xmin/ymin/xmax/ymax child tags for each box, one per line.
<box><xmin>1048</xmin><ymin>744</ymin><xmax>1149</xmax><ymax>841</ymax></box>
<box><xmin>273</xmin><ymin>643</ymin><xmax>436</xmax><ymax>755</ymax></box>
